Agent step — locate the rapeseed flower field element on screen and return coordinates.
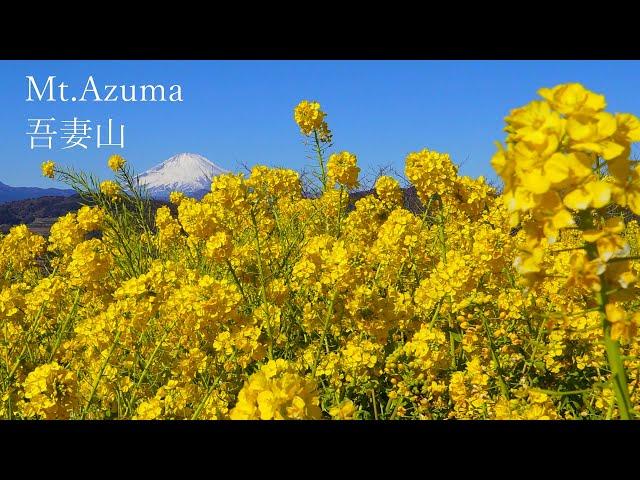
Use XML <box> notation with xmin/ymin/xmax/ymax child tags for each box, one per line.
<box><xmin>2</xmin><ymin>83</ymin><xmax>640</xmax><ymax>419</ymax></box>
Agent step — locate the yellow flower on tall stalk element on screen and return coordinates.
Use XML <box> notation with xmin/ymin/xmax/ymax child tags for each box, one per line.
<box><xmin>492</xmin><ymin>82</ymin><xmax>640</xmax><ymax>419</ymax></box>
<box><xmin>492</xmin><ymin>82</ymin><xmax>640</xmax><ymax>240</ymax></box>
<box><xmin>405</xmin><ymin>149</ymin><xmax>457</xmax><ymax>205</ymax></box>
<box><xmin>76</xmin><ymin>206</ymin><xmax>105</xmax><ymax>233</ymax></box>
<box><xmin>327</xmin><ymin>151</ymin><xmax>360</xmax><ymax>189</ymax></box>
<box><xmin>99</xmin><ymin>180</ymin><xmax>121</xmax><ymax>199</ymax></box>
<box><xmin>294</xmin><ymin>100</ymin><xmax>327</xmax><ymax>136</ymax></box>
<box><xmin>169</xmin><ymin>191</ymin><xmax>186</xmax><ymax>205</ymax></box>
<box><xmin>107</xmin><ymin>154</ymin><xmax>126</xmax><ymax>172</ymax></box>
<box><xmin>41</xmin><ymin>160</ymin><xmax>55</xmax><ymax>179</ymax></box>
<box><xmin>375</xmin><ymin>176</ymin><xmax>403</xmax><ymax>206</ymax></box>
<box><xmin>294</xmin><ymin>100</ymin><xmax>334</xmax><ymax>190</ymax></box>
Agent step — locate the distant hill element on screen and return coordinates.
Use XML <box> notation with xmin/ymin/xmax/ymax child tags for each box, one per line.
<box><xmin>0</xmin><ymin>185</ymin><xmax>424</xmax><ymax>235</ymax></box>
<box><xmin>0</xmin><ymin>195</ymin><xmax>86</xmax><ymax>231</ymax></box>
<box><xmin>348</xmin><ymin>185</ymin><xmax>424</xmax><ymax>213</ymax></box>
<box><xmin>0</xmin><ymin>193</ymin><xmax>172</xmax><ymax>236</ymax></box>
<box><xmin>0</xmin><ymin>181</ymin><xmax>75</xmax><ymax>204</ymax></box>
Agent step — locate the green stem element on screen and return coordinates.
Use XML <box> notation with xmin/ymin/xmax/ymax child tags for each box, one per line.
<box><xmin>603</xmin><ymin>323</ymin><xmax>633</xmax><ymax>419</ymax></box>
<box><xmin>607</xmin><ymin>256</ymin><xmax>640</xmax><ymax>263</ymax></box>
<box><xmin>80</xmin><ymin>329</ymin><xmax>121</xmax><ymax>419</ymax></box>
<box><xmin>48</xmin><ymin>289</ymin><xmax>81</xmax><ymax>362</ymax></box>
<box><xmin>2</xmin><ymin>304</ymin><xmax>47</xmax><ymax>393</ymax></box>
<box><xmin>126</xmin><ymin>319</ymin><xmax>178</xmax><ymax>413</ymax></box>
<box><xmin>250</xmin><ymin>209</ymin><xmax>274</xmax><ymax>359</ymax></box>
<box><xmin>448</xmin><ymin>319</ymin><xmax>457</xmax><ymax>370</ymax></box>
<box><xmin>337</xmin><ymin>186</ymin><xmax>345</xmax><ymax>237</ymax></box>
<box><xmin>591</xmin><ymin>244</ymin><xmax>634</xmax><ymax>419</ymax></box>
<box><xmin>480</xmin><ymin>312</ymin><xmax>510</xmax><ymax>400</ymax></box>
<box><xmin>312</xmin><ymin>290</ymin><xmax>337</xmax><ymax>377</ymax></box>
<box><xmin>372</xmin><ymin>389</ymin><xmax>379</xmax><ymax>420</ymax></box>
<box><xmin>313</xmin><ymin>130</ymin><xmax>328</xmax><ymax>191</ymax></box>
<box><xmin>531</xmin><ymin>383</ymin><xmax>608</xmax><ymax>397</ymax></box>
<box><xmin>225</xmin><ymin>259</ymin><xmax>248</xmax><ymax>303</ymax></box>
<box><xmin>191</xmin><ymin>374</ymin><xmax>224</xmax><ymax>420</ymax></box>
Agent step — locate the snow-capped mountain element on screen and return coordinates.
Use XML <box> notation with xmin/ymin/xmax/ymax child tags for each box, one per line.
<box><xmin>137</xmin><ymin>153</ymin><xmax>228</xmax><ymax>199</ymax></box>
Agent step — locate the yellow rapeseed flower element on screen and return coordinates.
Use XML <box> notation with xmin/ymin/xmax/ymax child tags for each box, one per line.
<box><xmin>99</xmin><ymin>180</ymin><xmax>121</xmax><ymax>199</ymax></box>
<box><xmin>41</xmin><ymin>160</ymin><xmax>55</xmax><ymax>179</ymax></box>
<box><xmin>107</xmin><ymin>154</ymin><xmax>126</xmax><ymax>172</ymax></box>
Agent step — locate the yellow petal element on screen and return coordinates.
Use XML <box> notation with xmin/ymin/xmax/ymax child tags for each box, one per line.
<box><xmin>552</xmin><ymin>208</ymin><xmax>575</xmax><ymax>229</ymax></box>
<box><xmin>584</xmin><ymin>91</ymin><xmax>607</xmax><ymax>112</ymax></box>
<box><xmin>514</xmin><ymin>186</ymin><xmax>537</xmax><ymax>210</ymax></box>
<box><xmin>583</xmin><ymin>228</ymin><xmax>604</xmax><ymax>243</ymax></box>
<box><xmin>595</xmin><ymin>112</ymin><xmax>617</xmax><ymax>138</ymax></box>
<box><xmin>570</xmin><ymin>142</ymin><xmax>602</xmax><ymax>156</ymax></box>
<box><xmin>515</xmin><ymin>253</ymin><xmax>542</xmax><ymax>274</ymax></box>
<box><xmin>544</xmin><ymin>153</ymin><xmax>570</xmax><ymax>184</ymax></box>
<box><xmin>605</xmin><ymin>303</ymin><xmax>626</xmax><ymax>324</ymax></box>
<box><xmin>616</xmin><ymin>113</ymin><xmax>640</xmax><ymax>142</ymax></box>
<box><xmin>567</xmin><ymin>117</ymin><xmax>594</xmax><ymax>142</ymax></box>
<box><xmin>585</xmin><ymin>181</ymin><xmax>612</xmax><ymax>208</ymax></box>
<box><xmin>537</xmin><ymin>88</ymin><xmax>554</xmax><ymax>102</ymax></box>
<box><xmin>257</xmin><ymin>391</ymin><xmax>276</xmax><ymax>420</ymax></box>
<box><xmin>628</xmin><ymin>190</ymin><xmax>640</xmax><ymax>215</ymax></box>
<box><xmin>563</xmin><ymin>187</ymin><xmax>591</xmax><ymax>210</ymax></box>
<box><xmin>521</xmin><ymin>169</ymin><xmax>550</xmax><ymax>194</ymax></box>
<box><xmin>600</xmin><ymin>141</ymin><xmax>625</xmax><ymax>161</ymax></box>
<box><xmin>568</xmin><ymin>152</ymin><xmax>595</xmax><ymax>179</ymax></box>
<box><xmin>509</xmin><ymin>210</ymin><xmax>520</xmax><ymax>228</ymax></box>
<box><xmin>617</xmin><ymin>271</ymin><xmax>636</xmax><ymax>289</ymax></box>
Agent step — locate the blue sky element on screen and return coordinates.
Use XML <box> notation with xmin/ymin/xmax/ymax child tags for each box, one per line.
<box><xmin>2</xmin><ymin>60</ymin><xmax>640</xmax><ymax>189</ymax></box>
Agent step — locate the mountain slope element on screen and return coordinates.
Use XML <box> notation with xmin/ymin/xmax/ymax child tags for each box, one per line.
<box><xmin>0</xmin><ymin>194</ymin><xmax>173</xmax><ymax>235</ymax></box>
<box><xmin>0</xmin><ymin>195</ymin><xmax>85</xmax><ymax>231</ymax></box>
<box><xmin>137</xmin><ymin>153</ymin><xmax>228</xmax><ymax>199</ymax></box>
<box><xmin>0</xmin><ymin>181</ymin><xmax>75</xmax><ymax>204</ymax></box>
<box><xmin>0</xmin><ymin>184</ymin><xmax>426</xmax><ymax>235</ymax></box>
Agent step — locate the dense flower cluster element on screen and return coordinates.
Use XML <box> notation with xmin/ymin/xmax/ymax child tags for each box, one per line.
<box><xmin>108</xmin><ymin>154</ymin><xmax>126</xmax><ymax>172</ymax></box>
<box><xmin>2</xmin><ymin>83</ymin><xmax>640</xmax><ymax>420</ymax></box>
<box><xmin>41</xmin><ymin>161</ymin><xmax>55</xmax><ymax>179</ymax></box>
<box><xmin>405</xmin><ymin>149</ymin><xmax>458</xmax><ymax>203</ymax></box>
<box><xmin>405</xmin><ymin>149</ymin><xmax>495</xmax><ymax>222</ymax></box>
<box><xmin>375</xmin><ymin>176</ymin><xmax>403</xmax><ymax>206</ymax></box>
<box><xmin>229</xmin><ymin>360</ymin><xmax>321</xmax><ymax>419</ymax></box>
<box><xmin>294</xmin><ymin>100</ymin><xmax>331</xmax><ymax>141</ymax></box>
<box><xmin>327</xmin><ymin>151</ymin><xmax>360</xmax><ymax>189</ymax></box>
<box><xmin>99</xmin><ymin>180</ymin><xmax>121</xmax><ymax>200</ymax></box>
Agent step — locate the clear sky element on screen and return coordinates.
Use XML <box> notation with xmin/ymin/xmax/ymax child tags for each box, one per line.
<box><xmin>2</xmin><ymin>60</ymin><xmax>640</xmax><ymax>189</ymax></box>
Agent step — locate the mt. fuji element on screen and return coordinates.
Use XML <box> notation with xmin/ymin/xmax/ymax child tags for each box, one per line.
<box><xmin>136</xmin><ymin>153</ymin><xmax>228</xmax><ymax>199</ymax></box>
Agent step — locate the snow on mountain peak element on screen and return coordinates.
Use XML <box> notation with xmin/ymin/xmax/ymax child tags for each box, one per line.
<box><xmin>137</xmin><ymin>153</ymin><xmax>228</xmax><ymax>199</ymax></box>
